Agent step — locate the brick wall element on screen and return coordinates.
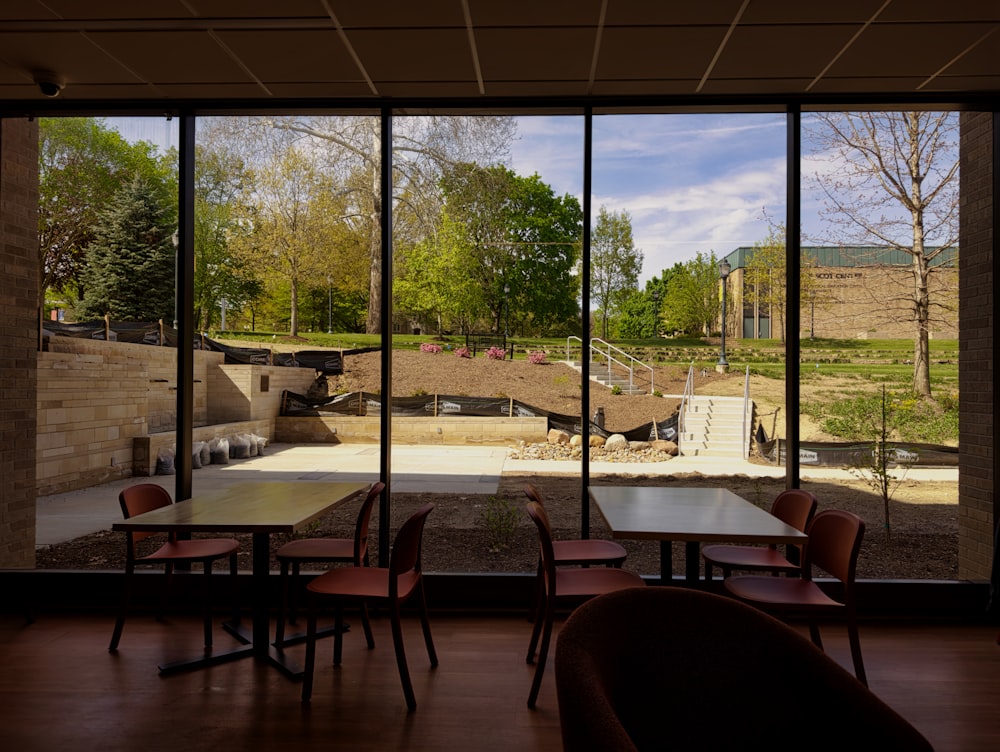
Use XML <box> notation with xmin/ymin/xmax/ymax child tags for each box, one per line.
<box><xmin>36</xmin><ymin>337</ymin><xmax>317</xmax><ymax>494</ymax></box>
<box><xmin>0</xmin><ymin>118</ymin><xmax>39</xmax><ymax>568</ymax></box>
<box><xmin>958</xmin><ymin>112</ymin><xmax>994</xmax><ymax>581</ymax></box>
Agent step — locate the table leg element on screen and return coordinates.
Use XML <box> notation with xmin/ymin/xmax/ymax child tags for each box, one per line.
<box><xmin>659</xmin><ymin>541</ymin><xmax>672</xmax><ymax>584</ymax></box>
<box><xmin>685</xmin><ymin>541</ymin><xmax>700</xmax><ymax>583</ymax></box>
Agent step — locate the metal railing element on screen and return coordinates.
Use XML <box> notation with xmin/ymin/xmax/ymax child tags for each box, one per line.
<box><xmin>742</xmin><ymin>365</ymin><xmax>751</xmax><ymax>459</ymax></box>
<box><xmin>677</xmin><ymin>363</ymin><xmax>695</xmax><ymax>455</ymax></box>
<box><xmin>565</xmin><ymin>336</ymin><xmax>654</xmax><ymax>394</ymax></box>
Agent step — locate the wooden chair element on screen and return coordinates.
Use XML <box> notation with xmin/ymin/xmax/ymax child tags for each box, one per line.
<box><xmin>555</xmin><ymin>588</ymin><xmax>932</xmax><ymax>751</ymax></box>
<box><xmin>274</xmin><ymin>481</ymin><xmax>382</xmax><ymax>647</ymax></box>
<box><xmin>702</xmin><ymin>488</ymin><xmax>817</xmax><ymax>580</ymax></box>
<box><xmin>725</xmin><ymin>508</ymin><xmax>868</xmax><ymax>685</ymax></box>
<box><xmin>523</xmin><ymin>483</ymin><xmax>627</xmax><ymax>623</ymax></box>
<box><xmin>301</xmin><ymin>503</ymin><xmax>437</xmax><ymax>712</ymax></box>
<box><xmin>525</xmin><ymin>501</ymin><xmax>645</xmax><ymax>709</ymax></box>
<box><xmin>523</xmin><ymin>483</ymin><xmax>627</xmax><ymax>567</ymax></box>
<box><xmin>108</xmin><ymin>483</ymin><xmax>240</xmax><ymax>652</ymax></box>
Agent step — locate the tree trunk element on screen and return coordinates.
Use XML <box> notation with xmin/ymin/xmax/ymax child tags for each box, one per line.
<box><xmin>289</xmin><ymin>276</ymin><xmax>299</xmax><ymax>337</ymax></box>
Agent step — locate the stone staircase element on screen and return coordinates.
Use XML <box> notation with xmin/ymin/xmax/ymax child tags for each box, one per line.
<box><xmin>565</xmin><ymin>360</ymin><xmax>646</xmax><ymax>395</ymax></box>
<box><xmin>679</xmin><ymin>395</ymin><xmax>752</xmax><ymax>458</ymax></box>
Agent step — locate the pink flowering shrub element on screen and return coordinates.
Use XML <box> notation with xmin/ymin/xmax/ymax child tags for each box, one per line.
<box><xmin>455</xmin><ymin>347</ymin><xmax>471</xmax><ymax>358</ymax></box>
<box><xmin>527</xmin><ymin>350</ymin><xmax>547</xmax><ymax>365</ymax></box>
<box><xmin>419</xmin><ymin>342</ymin><xmax>443</xmax><ymax>354</ymax></box>
<box><xmin>485</xmin><ymin>346</ymin><xmax>506</xmax><ymax>361</ymax></box>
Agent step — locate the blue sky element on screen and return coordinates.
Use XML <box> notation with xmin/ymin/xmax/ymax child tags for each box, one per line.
<box><xmin>510</xmin><ymin>113</ymin><xmax>825</xmax><ymax>283</ymax></box>
<box><xmin>110</xmin><ymin>113</ymin><xmax>828</xmax><ymax>284</ymax></box>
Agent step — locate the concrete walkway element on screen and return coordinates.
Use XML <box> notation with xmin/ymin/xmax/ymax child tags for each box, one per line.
<box><xmin>35</xmin><ymin>442</ymin><xmax>957</xmax><ymax>548</ymax></box>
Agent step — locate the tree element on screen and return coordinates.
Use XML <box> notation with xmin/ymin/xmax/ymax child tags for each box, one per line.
<box><xmin>264</xmin><ymin>115</ymin><xmax>516</xmax><ymax>333</ymax></box>
<box><xmin>38</xmin><ymin>117</ymin><xmax>175</xmax><ymax>308</ymax></box>
<box><xmin>590</xmin><ymin>207</ymin><xmax>643</xmax><ymax>339</ymax></box>
<box><xmin>435</xmin><ymin>163</ymin><xmax>582</xmax><ymax>336</ymax></box>
<box><xmin>193</xmin><ymin>136</ymin><xmax>263</xmax><ymax>331</ymax></box>
<box><xmin>233</xmin><ymin>147</ymin><xmax>339</xmax><ymax>337</ymax></box>
<box><xmin>807</xmin><ymin>112</ymin><xmax>959</xmax><ymax>397</ymax></box>
<box><xmin>661</xmin><ymin>253</ymin><xmax>720</xmax><ymax>336</ymax></box>
<box><xmin>77</xmin><ymin>175</ymin><xmax>177</xmax><ymax>321</ymax></box>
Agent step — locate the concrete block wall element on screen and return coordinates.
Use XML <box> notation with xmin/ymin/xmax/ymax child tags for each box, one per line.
<box><xmin>207</xmin><ymin>363</ymin><xmax>317</xmax><ymax>424</ymax></box>
<box><xmin>0</xmin><ymin>118</ymin><xmax>39</xmax><ymax>569</ymax></box>
<box><xmin>958</xmin><ymin>112</ymin><xmax>994</xmax><ymax>581</ymax></box>
<box><xmin>274</xmin><ymin>415</ymin><xmax>549</xmax><ymax>445</ymax></box>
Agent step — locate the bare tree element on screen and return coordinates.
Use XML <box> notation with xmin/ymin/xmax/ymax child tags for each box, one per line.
<box><xmin>807</xmin><ymin>112</ymin><xmax>959</xmax><ymax>398</ymax></box>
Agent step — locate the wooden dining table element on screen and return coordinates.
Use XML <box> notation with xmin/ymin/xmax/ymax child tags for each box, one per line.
<box><xmin>112</xmin><ymin>480</ymin><xmax>368</xmax><ymax>677</ymax></box>
<box><xmin>588</xmin><ymin>486</ymin><xmax>808</xmax><ymax>584</ymax></box>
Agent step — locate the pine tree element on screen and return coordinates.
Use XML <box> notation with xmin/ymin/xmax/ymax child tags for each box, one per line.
<box><xmin>78</xmin><ymin>176</ymin><xmax>176</xmax><ymax>322</ymax></box>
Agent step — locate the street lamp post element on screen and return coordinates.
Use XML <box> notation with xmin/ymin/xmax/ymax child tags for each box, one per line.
<box><xmin>503</xmin><ymin>282</ymin><xmax>510</xmax><ymax>344</ymax></box>
<box><xmin>717</xmin><ymin>259</ymin><xmax>731</xmax><ymax>373</ymax></box>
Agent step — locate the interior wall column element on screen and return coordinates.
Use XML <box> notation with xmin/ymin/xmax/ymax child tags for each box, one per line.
<box><xmin>175</xmin><ymin>113</ymin><xmax>195</xmax><ymax>502</ymax></box>
<box><xmin>785</xmin><ymin>106</ymin><xmax>802</xmax><ymax>488</ymax></box>
<box><xmin>378</xmin><ymin>108</ymin><xmax>393</xmax><ymax>566</ymax></box>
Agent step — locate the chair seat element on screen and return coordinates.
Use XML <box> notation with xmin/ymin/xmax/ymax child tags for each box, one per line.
<box><xmin>553</xmin><ymin>539</ymin><xmax>627</xmax><ymax>566</ymax></box>
<box><xmin>277</xmin><ymin>538</ymin><xmax>353</xmax><ymax>561</ymax></box>
<box><xmin>702</xmin><ymin>544</ymin><xmax>797</xmax><ymax>572</ymax></box>
<box><xmin>307</xmin><ymin>566</ymin><xmax>421</xmax><ymax>601</ymax></box>
<box><xmin>138</xmin><ymin>538</ymin><xmax>239</xmax><ymax>563</ymax></box>
<box><xmin>725</xmin><ymin>575</ymin><xmax>843</xmax><ymax>609</ymax></box>
<box><xmin>554</xmin><ymin>567</ymin><xmax>644</xmax><ymax>599</ymax></box>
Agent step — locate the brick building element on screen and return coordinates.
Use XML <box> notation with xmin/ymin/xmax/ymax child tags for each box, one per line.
<box><xmin>723</xmin><ymin>246</ymin><xmax>959</xmax><ymax>341</ymax></box>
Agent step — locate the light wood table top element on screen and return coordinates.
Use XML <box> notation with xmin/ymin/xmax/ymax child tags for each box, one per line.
<box><xmin>589</xmin><ymin>486</ymin><xmax>806</xmax><ymax>583</ymax></box>
<box><xmin>112</xmin><ymin>481</ymin><xmax>368</xmax><ymax>535</ymax></box>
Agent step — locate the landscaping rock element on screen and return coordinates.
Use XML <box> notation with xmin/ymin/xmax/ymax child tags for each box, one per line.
<box><xmin>604</xmin><ymin>434</ymin><xmax>628</xmax><ymax>451</ymax></box>
<box><xmin>548</xmin><ymin>428</ymin><xmax>571</xmax><ymax>445</ymax></box>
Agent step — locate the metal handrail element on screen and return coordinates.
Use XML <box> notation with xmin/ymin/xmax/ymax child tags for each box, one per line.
<box><xmin>677</xmin><ymin>363</ymin><xmax>695</xmax><ymax>455</ymax></box>
<box><xmin>742</xmin><ymin>365</ymin><xmax>751</xmax><ymax>459</ymax></box>
<box><xmin>565</xmin><ymin>336</ymin><xmax>654</xmax><ymax>394</ymax></box>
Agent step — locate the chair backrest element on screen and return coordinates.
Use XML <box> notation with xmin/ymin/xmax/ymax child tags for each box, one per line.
<box><xmin>526</xmin><ymin>501</ymin><xmax>556</xmax><ymax>593</ymax></box>
<box><xmin>804</xmin><ymin>509</ymin><xmax>865</xmax><ymax>588</ymax></box>
<box><xmin>554</xmin><ymin>588</ymin><xmax>932</xmax><ymax>752</ymax></box>
<box><xmin>118</xmin><ymin>484</ymin><xmax>173</xmax><ymax>548</ymax></box>
<box><xmin>523</xmin><ymin>483</ymin><xmax>544</xmax><ymax>506</ymax></box>
<box><xmin>771</xmin><ymin>489</ymin><xmax>818</xmax><ymax>532</ymax></box>
<box><xmin>354</xmin><ymin>481</ymin><xmax>384</xmax><ymax>566</ymax></box>
<box><xmin>388</xmin><ymin>503</ymin><xmax>434</xmax><ymax>599</ymax></box>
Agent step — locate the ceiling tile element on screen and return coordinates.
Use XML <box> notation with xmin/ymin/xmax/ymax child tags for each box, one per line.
<box><xmin>597</xmin><ymin>27</ymin><xmax>726</xmax><ymax>79</ymax></box>
<box><xmin>87</xmin><ymin>30</ymin><xmax>256</xmax><ymax>83</ymax></box>
<box><xmin>184</xmin><ymin>1</ymin><xmax>329</xmax><ymax>20</ymax></box>
<box><xmin>740</xmin><ymin>0</ymin><xmax>887</xmax><ymax>24</ymax></box>
<box><xmin>34</xmin><ymin>1</ymin><xmax>194</xmax><ymax>21</ymax></box>
<box><xmin>877</xmin><ymin>0</ymin><xmax>1000</xmax><ymax>23</ymax></box>
<box><xmin>476</xmin><ymin>28</ymin><xmax>595</xmax><ymax>81</ymax></box>
<box><xmin>468</xmin><ymin>0</ymin><xmax>603</xmax><ymax>27</ymax></box>
<box><xmin>604</xmin><ymin>1</ymin><xmax>747</xmax><ymax>26</ymax></box>
<box><xmin>346</xmin><ymin>28</ymin><xmax>475</xmax><ymax>83</ymax></box>
<box><xmin>828</xmin><ymin>23</ymin><xmax>992</xmax><ymax>78</ymax></box>
<box><xmin>711</xmin><ymin>25</ymin><xmax>859</xmax><ymax>79</ymax></box>
<box><xmin>0</xmin><ymin>31</ymin><xmax>141</xmax><ymax>83</ymax></box>
<box><xmin>214</xmin><ymin>30</ymin><xmax>359</xmax><ymax>83</ymax></box>
<box><xmin>327</xmin><ymin>0</ymin><xmax>465</xmax><ymax>28</ymax></box>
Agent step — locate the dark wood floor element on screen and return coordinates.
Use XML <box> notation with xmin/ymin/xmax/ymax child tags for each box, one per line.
<box><xmin>2</xmin><ymin>607</ymin><xmax>1000</xmax><ymax>751</ymax></box>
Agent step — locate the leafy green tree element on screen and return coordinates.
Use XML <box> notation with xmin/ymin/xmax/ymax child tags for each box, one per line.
<box><xmin>193</xmin><ymin>139</ymin><xmax>263</xmax><ymax>331</ymax></box>
<box><xmin>232</xmin><ymin>147</ymin><xmax>341</xmax><ymax>336</ymax></box>
<box><xmin>38</xmin><ymin>117</ymin><xmax>175</xmax><ymax>308</ymax></box>
<box><xmin>661</xmin><ymin>253</ymin><xmax>720</xmax><ymax>336</ymax></box>
<box><xmin>436</xmin><ymin>163</ymin><xmax>582</xmax><ymax>336</ymax></box>
<box><xmin>77</xmin><ymin>176</ymin><xmax>177</xmax><ymax>321</ymax></box>
<box><xmin>590</xmin><ymin>207</ymin><xmax>643</xmax><ymax>338</ymax></box>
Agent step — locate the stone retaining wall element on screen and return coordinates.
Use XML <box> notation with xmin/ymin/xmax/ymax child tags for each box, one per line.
<box><xmin>275</xmin><ymin>415</ymin><xmax>548</xmax><ymax>446</ymax></box>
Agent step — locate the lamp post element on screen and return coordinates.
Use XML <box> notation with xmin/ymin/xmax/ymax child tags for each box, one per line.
<box><xmin>503</xmin><ymin>282</ymin><xmax>510</xmax><ymax>344</ymax></box>
<box><xmin>717</xmin><ymin>259</ymin><xmax>731</xmax><ymax>373</ymax></box>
